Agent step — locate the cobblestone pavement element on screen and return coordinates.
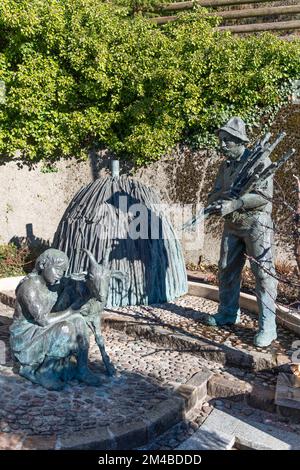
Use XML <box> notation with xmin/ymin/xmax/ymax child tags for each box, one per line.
<box><xmin>138</xmin><ymin>404</ymin><xmax>214</xmax><ymax>450</ymax></box>
<box><xmin>0</xmin><ymin>301</ymin><xmax>222</xmax><ymax>439</ymax></box>
<box><xmin>113</xmin><ymin>294</ymin><xmax>297</xmax><ymax>356</ymax></box>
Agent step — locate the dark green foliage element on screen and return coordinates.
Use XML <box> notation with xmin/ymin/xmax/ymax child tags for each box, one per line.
<box><xmin>0</xmin><ymin>1</ymin><xmax>299</xmax><ymax>166</ymax></box>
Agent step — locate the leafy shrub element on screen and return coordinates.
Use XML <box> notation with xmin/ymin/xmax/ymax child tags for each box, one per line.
<box><xmin>0</xmin><ymin>1</ymin><xmax>299</xmax><ymax>167</ymax></box>
<box><xmin>0</xmin><ymin>243</ymin><xmax>46</xmax><ymax>277</ymax></box>
<box><xmin>0</xmin><ymin>244</ymin><xmax>29</xmax><ymax>277</ymax></box>
<box><xmin>113</xmin><ymin>0</ymin><xmax>165</xmax><ymax>15</ymax></box>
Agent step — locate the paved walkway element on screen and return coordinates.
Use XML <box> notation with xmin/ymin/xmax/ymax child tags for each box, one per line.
<box><xmin>1</xmin><ymin>294</ymin><xmax>299</xmax><ymax>450</ymax></box>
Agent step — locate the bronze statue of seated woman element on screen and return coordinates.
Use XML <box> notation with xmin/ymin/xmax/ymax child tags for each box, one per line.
<box><xmin>10</xmin><ymin>248</ymin><xmax>125</xmax><ymax>391</ymax></box>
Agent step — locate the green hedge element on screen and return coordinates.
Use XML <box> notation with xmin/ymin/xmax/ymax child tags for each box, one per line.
<box><xmin>0</xmin><ymin>0</ymin><xmax>299</xmax><ymax>166</ymax></box>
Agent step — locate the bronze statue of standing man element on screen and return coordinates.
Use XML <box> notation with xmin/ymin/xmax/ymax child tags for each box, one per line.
<box><xmin>206</xmin><ymin>117</ymin><xmax>278</xmax><ymax>347</ymax></box>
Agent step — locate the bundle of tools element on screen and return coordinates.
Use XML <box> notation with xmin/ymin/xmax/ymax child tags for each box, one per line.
<box><xmin>183</xmin><ymin>131</ymin><xmax>295</xmax><ymax>230</ymax></box>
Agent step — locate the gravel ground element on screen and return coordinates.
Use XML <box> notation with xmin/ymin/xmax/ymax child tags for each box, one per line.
<box><xmin>112</xmin><ymin>294</ymin><xmax>298</xmax><ymax>356</ymax></box>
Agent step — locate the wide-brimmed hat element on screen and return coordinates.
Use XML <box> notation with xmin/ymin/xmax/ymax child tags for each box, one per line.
<box><xmin>217</xmin><ymin>116</ymin><xmax>249</xmax><ymax>143</ymax></box>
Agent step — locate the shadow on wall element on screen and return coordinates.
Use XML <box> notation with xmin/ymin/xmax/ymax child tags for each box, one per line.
<box><xmin>9</xmin><ymin>223</ymin><xmax>50</xmax><ymax>273</ymax></box>
<box><xmin>9</xmin><ymin>224</ymin><xmax>50</xmax><ymax>251</ymax></box>
<box><xmin>88</xmin><ymin>148</ymin><xmax>136</xmax><ymax>181</ymax></box>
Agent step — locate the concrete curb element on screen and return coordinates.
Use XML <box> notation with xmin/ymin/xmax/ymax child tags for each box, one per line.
<box><xmin>0</xmin><ymin>396</ymin><xmax>184</xmax><ymax>450</ymax></box>
<box><xmin>56</xmin><ymin>396</ymin><xmax>186</xmax><ymax>450</ymax></box>
<box><xmin>177</xmin><ymin>408</ymin><xmax>300</xmax><ymax>450</ymax></box>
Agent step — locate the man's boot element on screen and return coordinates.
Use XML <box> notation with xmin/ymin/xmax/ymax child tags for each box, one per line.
<box><xmin>253</xmin><ymin>310</ymin><xmax>277</xmax><ymax>348</ymax></box>
<box><xmin>254</xmin><ymin>330</ymin><xmax>277</xmax><ymax>348</ymax></box>
<box><xmin>206</xmin><ymin>311</ymin><xmax>241</xmax><ymax>327</ymax></box>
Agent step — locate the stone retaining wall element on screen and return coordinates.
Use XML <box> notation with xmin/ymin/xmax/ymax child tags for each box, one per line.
<box><xmin>1</xmin><ymin>104</ymin><xmax>299</xmax><ymax>265</ymax></box>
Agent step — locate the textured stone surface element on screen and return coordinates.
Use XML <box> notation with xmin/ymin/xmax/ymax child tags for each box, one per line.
<box><xmin>275</xmin><ymin>372</ymin><xmax>300</xmax><ymax>411</ymax></box>
<box><xmin>248</xmin><ymin>383</ymin><xmax>276</xmax><ymax>413</ymax></box>
<box><xmin>177</xmin><ymin>428</ymin><xmax>235</xmax><ymax>450</ymax></box>
<box><xmin>138</xmin><ymin>404</ymin><xmax>213</xmax><ymax>451</ymax></box>
<box><xmin>208</xmin><ymin>374</ymin><xmax>252</xmax><ymax>400</ymax></box>
<box><xmin>108</xmin><ymin>294</ymin><xmax>296</xmax><ymax>367</ymax></box>
<box><xmin>0</xmin><ymin>301</ymin><xmax>217</xmax><ymax>449</ymax></box>
<box><xmin>1</xmin><ymin>296</ymin><xmax>299</xmax><ymax>450</ymax></box>
<box><xmin>56</xmin><ymin>426</ymin><xmax>113</xmax><ymax>451</ymax></box>
<box><xmin>2</xmin><ymin>290</ymin><xmax>296</xmax><ymax>363</ymax></box>
<box><xmin>141</xmin><ymin>394</ymin><xmax>300</xmax><ymax>450</ymax></box>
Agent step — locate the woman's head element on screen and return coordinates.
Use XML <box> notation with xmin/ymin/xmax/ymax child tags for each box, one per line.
<box><xmin>35</xmin><ymin>249</ymin><xmax>69</xmax><ymax>285</ymax></box>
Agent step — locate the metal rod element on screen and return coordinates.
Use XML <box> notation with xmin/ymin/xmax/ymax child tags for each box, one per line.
<box><xmin>111</xmin><ymin>159</ymin><xmax>120</xmax><ymax>178</ymax></box>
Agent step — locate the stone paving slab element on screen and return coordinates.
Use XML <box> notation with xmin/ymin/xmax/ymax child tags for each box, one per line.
<box><xmin>275</xmin><ymin>372</ymin><xmax>300</xmax><ymax>417</ymax></box>
<box><xmin>177</xmin><ymin>408</ymin><xmax>300</xmax><ymax>450</ymax></box>
<box><xmin>177</xmin><ymin>428</ymin><xmax>235</xmax><ymax>450</ymax></box>
<box><xmin>141</xmin><ymin>394</ymin><xmax>300</xmax><ymax>450</ymax></box>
